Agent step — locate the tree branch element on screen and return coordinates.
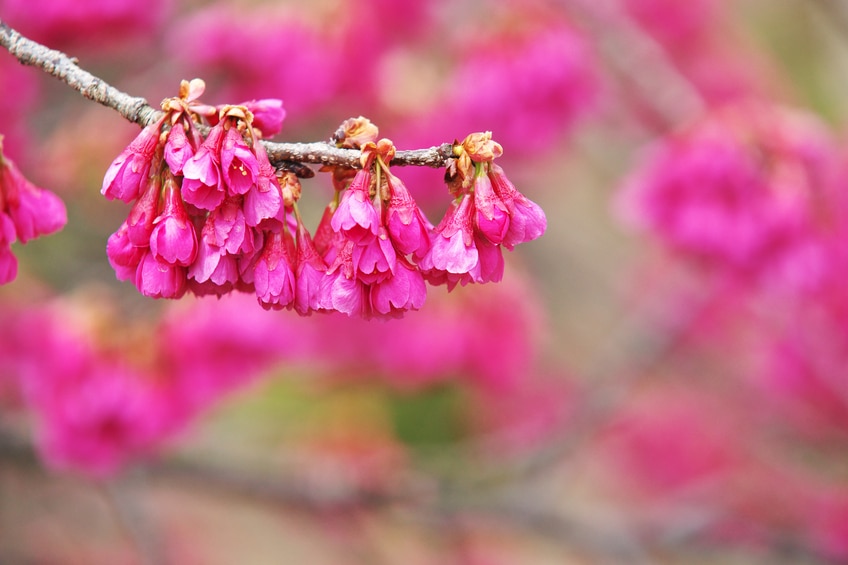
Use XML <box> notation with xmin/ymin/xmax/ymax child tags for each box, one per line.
<box><xmin>0</xmin><ymin>20</ymin><xmax>455</xmax><ymax>170</ymax></box>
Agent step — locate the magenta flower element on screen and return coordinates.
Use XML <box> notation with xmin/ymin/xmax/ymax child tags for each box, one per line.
<box><xmin>106</xmin><ymin>221</ymin><xmax>145</xmax><ymax>281</ymax></box>
<box><xmin>221</xmin><ymin>126</ymin><xmax>260</xmax><ymax>196</ymax></box>
<box><xmin>182</xmin><ymin>123</ymin><xmax>225</xmax><ymax>210</ymax></box>
<box><xmin>164</xmin><ymin>120</ymin><xmax>199</xmax><ymax>175</ymax></box>
<box><xmin>150</xmin><ymin>175</ymin><xmax>198</xmax><ymax>266</ymax></box>
<box><xmin>135</xmin><ymin>250</ymin><xmax>187</xmax><ymax>299</ymax></box>
<box><xmin>253</xmin><ymin>229</ymin><xmax>296</xmax><ymax>310</ymax></box>
<box><xmin>294</xmin><ymin>222</ymin><xmax>328</xmax><ymax>315</ymax></box>
<box><xmin>101</xmin><ymin>116</ymin><xmax>165</xmax><ymax>202</ymax></box>
<box><xmin>487</xmin><ymin>163</ymin><xmax>546</xmax><ymax>250</ymax></box>
<box><xmin>352</xmin><ymin>226</ymin><xmax>397</xmax><ymax>284</ymax></box>
<box><xmin>244</xmin><ymin>99</ymin><xmax>286</xmax><ymax>138</ymax></box>
<box><xmin>321</xmin><ymin>240</ymin><xmax>369</xmax><ymax>317</ymax></box>
<box><xmin>0</xmin><ymin>141</ymin><xmax>67</xmax><ymax>285</ymax></box>
<box><xmin>419</xmin><ymin>194</ymin><xmax>479</xmax><ymax>289</ymax></box>
<box><xmin>243</xmin><ymin>139</ymin><xmax>282</xmax><ymax>226</ymax></box>
<box><xmin>385</xmin><ymin>168</ymin><xmax>432</xmax><ymax>258</ymax></box>
<box><xmin>126</xmin><ymin>174</ymin><xmax>161</xmax><ymax>247</ymax></box>
<box><xmin>331</xmin><ymin>169</ymin><xmax>379</xmax><ymax>243</ymax></box>
<box><xmin>0</xmin><ymin>214</ymin><xmax>17</xmax><ymax>285</ymax></box>
<box><xmin>1</xmin><ymin>152</ymin><xmax>67</xmax><ymax>244</ymax></box>
<box><xmin>473</xmin><ymin>169</ymin><xmax>510</xmax><ymax>245</ymax></box>
<box><xmin>187</xmin><ymin>239</ymin><xmax>240</xmax><ymax>296</ymax></box>
<box><xmin>370</xmin><ymin>259</ymin><xmax>426</xmax><ymax>317</ymax></box>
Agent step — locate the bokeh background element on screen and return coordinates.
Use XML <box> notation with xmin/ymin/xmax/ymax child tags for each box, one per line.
<box><xmin>2</xmin><ymin>0</ymin><xmax>848</xmax><ymax>563</ymax></box>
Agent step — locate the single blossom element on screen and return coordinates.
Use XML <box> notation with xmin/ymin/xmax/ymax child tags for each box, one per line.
<box><xmin>150</xmin><ymin>175</ymin><xmax>198</xmax><ymax>266</ymax></box>
<box><xmin>243</xmin><ymin>99</ymin><xmax>286</xmax><ymax>138</ymax></box>
<box><xmin>101</xmin><ymin>116</ymin><xmax>166</xmax><ymax>202</ymax></box>
<box><xmin>220</xmin><ymin>126</ymin><xmax>260</xmax><ymax>196</ymax></box>
<box><xmin>106</xmin><ymin>221</ymin><xmax>145</xmax><ymax>281</ymax></box>
<box><xmin>331</xmin><ymin>169</ymin><xmax>379</xmax><ymax>243</ymax></box>
<box><xmin>294</xmin><ymin>221</ymin><xmax>328</xmax><ymax>316</ymax></box>
<box><xmin>0</xmin><ymin>214</ymin><xmax>17</xmax><ymax>285</ymax></box>
<box><xmin>126</xmin><ymin>174</ymin><xmax>161</xmax><ymax>247</ymax></box>
<box><xmin>135</xmin><ymin>250</ymin><xmax>187</xmax><ymax>299</ymax></box>
<box><xmin>420</xmin><ymin>194</ymin><xmax>480</xmax><ymax>289</ymax></box>
<box><xmin>181</xmin><ymin>123</ymin><xmax>226</xmax><ymax>210</ymax></box>
<box><xmin>253</xmin><ymin>229</ymin><xmax>296</xmax><ymax>310</ymax></box>
<box><xmin>384</xmin><ymin>168</ymin><xmax>432</xmax><ymax>259</ymax></box>
<box><xmin>370</xmin><ymin>258</ymin><xmax>426</xmax><ymax>317</ymax></box>
<box><xmin>164</xmin><ymin>120</ymin><xmax>198</xmax><ymax>175</ymax></box>
<box><xmin>472</xmin><ymin>168</ymin><xmax>510</xmax><ymax>245</ymax></box>
<box><xmin>487</xmin><ymin>163</ymin><xmax>546</xmax><ymax>250</ymax></box>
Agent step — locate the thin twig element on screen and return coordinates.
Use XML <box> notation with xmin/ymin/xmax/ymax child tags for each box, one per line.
<box><xmin>0</xmin><ymin>20</ymin><xmax>455</xmax><ymax>170</ymax></box>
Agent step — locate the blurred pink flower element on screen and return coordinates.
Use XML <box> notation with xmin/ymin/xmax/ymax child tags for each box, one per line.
<box><xmin>616</xmin><ymin>103</ymin><xmax>845</xmax><ymax>288</ymax></box>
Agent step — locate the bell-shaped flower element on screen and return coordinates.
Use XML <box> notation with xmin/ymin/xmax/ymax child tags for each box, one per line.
<box><xmin>331</xmin><ymin>169</ymin><xmax>379</xmax><ymax>243</ymax></box>
<box><xmin>293</xmin><ymin>222</ymin><xmax>327</xmax><ymax>316</ymax></box>
<box><xmin>243</xmin><ymin>139</ymin><xmax>282</xmax><ymax>226</ymax></box>
<box><xmin>370</xmin><ymin>258</ymin><xmax>426</xmax><ymax>317</ymax></box>
<box><xmin>320</xmin><ymin>239</ymin><xmax>369</xmax><ymax>317</ymax></box>
<box><xmin>253</xmin><ymin>229</ymin><xmax>296</xmax><ymax>310</ymax></box>
<box><xmin>135</xmin><ymin>250</ymin><xmax>187</xmax><ymax>299</ymax></box>
<box><xmin>101</xmin><ymin>116</ymin><xmax>165</xmax><ymax>202</ymax></box>
<box><xmin>221</xmin><ymin>126</ymin><xmax>260</xmax><ymax>196</ymax></box>
<box><xmin>0</xmin><ymin>214</ymin><xmax>17</xmax><ymax>285</ymax></box>
<box><xmin>182</xmin><ymin>123</ymin><xmax>225</xmax><ymax>210</ymax></box>
<box><xmin>243</xmin><ymin>99</ymin><xmax>286</xmax><ymax>138</ymax></box>
<box><xmin>164</xmin><ymin>121</ymin><xmax>199</xmax><ymax>175</ymax></box>
<box><xmin>385</xmin><ymin>168</ymin><xmax>432</xmax><ymax>259</ymax></box>
<box><xmin>150</xmin><ymin>175</ymin><xmax>198</xmax><ymax>266</ymax></box>
<box><xmin>126</xmin><ymin>175</ymin><xmax>161</xmax><ymax>247</ymax></box>
<box><xmin>353</xmin><ymin>226</ymin><xmax>397</xmax><ymax>284</ymax></box>
<box><xmin>473</xmin><ymin>168</ymin><xmax>510</xmax><ymax>245</ymax></box>
<box><xmin>488</xmin><ymin>163</ymin><xmax>546</xmax><ymax>250</ymax></box>
<box><xmin>419</xmin><ymin>194</ymin><xmax>479</xmax><ymax>288</ymax></box>
<box><xmin>107</xmin><ymin>221</ymin><xmax>145</xmax><ymax>281</ymax></box>
<box><xmin>1</xmin><ymin>154</ymin><xmax>66</xmax><ymax>243</ymax></box>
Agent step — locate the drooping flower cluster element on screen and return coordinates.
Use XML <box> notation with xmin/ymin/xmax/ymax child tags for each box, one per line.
<box><xmin>102</xmin><ymin>81</ymin><xmax>546</xmax><ymax>317</ymax></box>
<box><xmin>0</xmin><ymin>136</ymin><xmax>67</xmax><ymax>284</ymax></box>
<box><xmin>418</xmin><ymin>132</ymin><xmax>547</xmax><ymax>290</ymax></box>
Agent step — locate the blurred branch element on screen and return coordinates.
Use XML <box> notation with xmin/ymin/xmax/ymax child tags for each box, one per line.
<box><xmin>563</xmin><ymin>0</ymin><xmax>706</xmax><ymax>130</ymax></box>
<box><xmin>103</xmin><ymin>476</ymin><xmax>169</xmax><ymax>565</ymax></box>
<box><xmin>811</xmin><ymin>0</ymin><xmax>848</xmax><ymax>38</ymax></box>
<box><xmin>0</xmin><ymin>20</ymin><xmax>454</xmax><ymax>170</ymax></box>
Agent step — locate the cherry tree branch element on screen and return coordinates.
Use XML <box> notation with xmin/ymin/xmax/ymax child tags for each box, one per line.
<box><xmin>0</xmin><ymin>20</ymin><xmax>454</xmax><ymax>170</ymax></box>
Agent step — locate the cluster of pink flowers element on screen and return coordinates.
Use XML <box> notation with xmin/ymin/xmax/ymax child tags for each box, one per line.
<box><xmin>0</xmin><ymin>137</ymin><xmax>67</xmax><ymax>284</ymax></box>
<box><xmin>102</xmin><ymin>81</ymin><xmax>546</xmax><ymax>317</ymax></box>
<box><xmin>616</xmin><ymin>102</ymin><xmax>844</xmax><ymax>290</ymax></box>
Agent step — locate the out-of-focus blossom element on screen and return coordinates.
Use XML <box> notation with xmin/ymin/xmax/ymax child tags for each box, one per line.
<box><xmin>0</xmin><ymin>0</ymin><xmax>172</xmax><ymax>51</ymax></box>
<box><xmin>0</xmin><ymin>138</ymin><xmax>67</xmax><ymax>284</ymax></box>
<box><xmin>616</xmin><ymin>103</ymin><xmax>845</xmax><ymax>291</ymax></box>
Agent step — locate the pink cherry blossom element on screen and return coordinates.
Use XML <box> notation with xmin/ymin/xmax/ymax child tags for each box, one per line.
<box><xmin>370</xmin><ymin>258</ymin><xmax>426</xmax><ymax>317</ymax></box>
<box><xmin>135</xmin><ymin>250</ymin><xmax>187</xmax><ymax>299</ymax></box>
<box><xmin>243</xmin><ymin>98</ymin><xmax>286</xmax><ymax>138</ymax></box>
<box><xmin>253</xmin><ymin>229</ymin><xmax>296</xmax><ymax>310</ymax></box>
<box><xmin>220</xmin><ymin>126</ymin><xmax>259</xmax><ymax>196</ymax></box>
<box><xmin>330</xmin><ymin>169</ymin><xmax>379</xmax><ymax>243</ymax></box>
<box><xmin>106</xmin><ymin>221</ymin><xmax>145</xmax><ymax>281</ymax></box>
<box><xmin>488</xmin><ymin>163</ymin><xmax>547</xmax><ymax>250</ymax></box>
<box><xmin>150</xmin><ymin>175</ymin><xmax>198</xmax><ymax>266</ymax></box>
<box><xmin>181</xmin><ymin>123</ymin><xmax>226</xmax><ymax>210</ymax></box>
<box><xmin>385</xmin><ymin>168</ymin><xmax>432</xmax><ymax>258</ymax></box>
<box><xmin>294</xmin><ymin>222</ymin><xmax>327</xmax><ymax>316</ymax></box>
<box><xmin>420</xmin><ymin>194</ymin><xmax>479</xmax><ymax>289</ymax></box>
<box><xmin>125</xmin><ymin>174</ymin><xmax>161</xmax><ymax>246</ymax></box>
<box><xmin>1</xmin><ymin>152</ymin><xmax>67</xmax><ymax>244</ymax></box>
<box><xmin>101</xmin><ymin>117</ymin><xmax>165</xmax><ymax>202</ymax></box>
<box><xmin>0</xmin><ymin>214</ymin><xmax>18</xmax><ymax>284</ymax></box>
<box><xmin>352</xmin><ymin>226</ymin><xmax>397</xmax><ymax>285</ymax></box>
<box><xmin>472</xmin><ymin>169</ymin><xmax>510</xmax><ymax>245</ymax></box>
<box><xmin>164</xmin><ymin>121</ymin><xmax>197</xmax><ymax>175</ymax></box>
